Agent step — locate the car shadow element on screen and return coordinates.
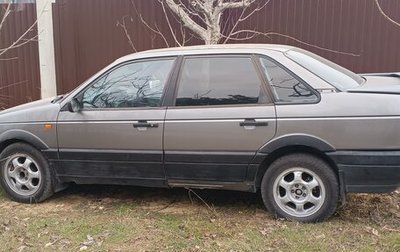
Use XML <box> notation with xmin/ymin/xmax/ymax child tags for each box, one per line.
<box><xmin>52</xmin><ymin>183</ymin><xmax>266</xmax><ymax>211</ymax></box>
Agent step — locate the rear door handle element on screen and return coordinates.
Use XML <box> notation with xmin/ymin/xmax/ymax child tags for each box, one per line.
<box><xmin>240</xmin><ymin>119</ymin><xmax>269</xmax><ymax>127</ymax></box>
<box><xmin>133</xmin><ymin>120</ymin><xmax>159</xmax><ymax>128</ymax></box>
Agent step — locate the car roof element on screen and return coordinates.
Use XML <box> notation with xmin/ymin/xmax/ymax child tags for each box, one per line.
<box><xmin>115</xmin><ymin>44</ymin><xmax>294</xmax><ymax>63</ymax></box>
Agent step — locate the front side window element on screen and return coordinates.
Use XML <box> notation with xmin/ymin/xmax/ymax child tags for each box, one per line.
<box><xmin>81</xmin><ymin>59</ymin><xmax>175</xmax><ymax>108</ymax></box>
<box><xmin>259</xmin><ymin>57</ymin><xmax>319</xmax><ymax>103</ymax></box>
<box><xmin>175</xmin><ymin>57</ymin><xmax>267</xmax><ymax>106</ymax></box>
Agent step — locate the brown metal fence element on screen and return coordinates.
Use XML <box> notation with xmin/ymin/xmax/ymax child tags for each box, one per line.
<box><xmin>2</xmin><ymin>0</ymin><xmax>400</xmax><ymax>106</ymax></box>
<box><xmin>0</xmin><ymin>4</ymin><xmax>40</xmax><ymax>109</ymax></box>
<box><xmin>52</xmin><ymin>0</ymin><xmax>181</xmax><ymax>94</ymax></box>
<box><xmin>53</xmin><ymin>0</ymin><xmax>400</xmax><ymax>94</ymax></box>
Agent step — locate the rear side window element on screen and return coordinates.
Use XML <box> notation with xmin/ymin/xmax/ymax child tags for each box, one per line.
<box><xmin>259</xmin><ymin>57</ymin><xmax>318</xmax><ymax>103</ymax></box>
<box><xmin>175</xmin><ymin>57</ymin><xmax>268</xmax><ymax>106</ymax></box>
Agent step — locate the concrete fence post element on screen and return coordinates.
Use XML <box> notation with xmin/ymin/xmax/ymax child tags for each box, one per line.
<box><xmin>36</xmin><ymin>0</ymin><xmax>57</xmax><ymax>98</ymax></box>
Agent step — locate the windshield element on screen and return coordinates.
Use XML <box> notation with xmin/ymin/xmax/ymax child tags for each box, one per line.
<box><xmin>285</xmin><ymin>49</ymin><xmax>364</xmax><ymax>90</ymax></box>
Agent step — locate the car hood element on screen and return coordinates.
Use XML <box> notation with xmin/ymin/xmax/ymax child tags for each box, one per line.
<box><xmin>0</xmin><ymin>97</ymin><xmax>61</xmax><ymax>123</ymax></box>
<box><xmin>347</xmin><ymin>73</ymin><xmax>400</xmax><ymax>94</ymax></box>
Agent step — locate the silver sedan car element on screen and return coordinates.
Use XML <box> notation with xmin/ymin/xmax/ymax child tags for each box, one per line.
<box><xmin>0</xmin><ymin>44</ymin><xmax>399</xmax><ymax>222</ymax></box>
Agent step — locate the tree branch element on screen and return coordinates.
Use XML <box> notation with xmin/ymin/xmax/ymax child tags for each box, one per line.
<box><xmin>165</xmin><ymin>0</ymin><xmax>207</xmax><ymax>40</ymax></box>
<box><xmin>0</xmin><ymin>4</ymin><xmax>38</xmax><ymax>58</ymax></box>
<box><xmin>116</xmin><ymin>16</ymin><xmax>137</xmax><ymax>52</ymax></box>
<box><xmin>131</xmin><ymin>0</ymin><xmax>170</xmax><ymax>47</ymax></box>
<box><xmin>219</xmin><ymin>0</ymin><xmax>256</xmax><ymax>10</ymax></box>
<box><xmin>0</xmin><ymin>4</ymin><xmax>12</xmax><ymax>33</ymax></box>
<box><xmin>159</xmin><ymin>0</ymin><xmax>183</xmax><ymax>47</ymax></box>
<box><xmin>223</xmin><ymin>30</ymin><xmax>360</xmax><ymax>57</ymax></box>
<box><xmin>0</xmin><ymin>57</ymin><xmax>18</xmax><ymax>61</ymax></box>
<box><xmin>375</xmin><ymin>0</ymin><xmax>400</xmax><ymax>28</ymax></box>
<box><xmin>222</xmin><ymin>0</ymin><xmax>271</xmax><ymax>43</ymax></box>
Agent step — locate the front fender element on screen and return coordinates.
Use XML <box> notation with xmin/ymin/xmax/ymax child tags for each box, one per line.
<box><xmin>0</xmin><ymin>129</ymin><xmax>49</xmax><ymax>150</ymax></box>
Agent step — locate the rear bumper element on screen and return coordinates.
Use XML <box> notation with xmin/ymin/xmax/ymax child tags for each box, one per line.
<box><xmin>328</xmin><ymin>151</ymin><xmax>400</xmax><ymax>193</ymax></box>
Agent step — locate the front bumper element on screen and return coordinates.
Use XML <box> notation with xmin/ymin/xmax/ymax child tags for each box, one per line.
<box><xmin>328</xmin><ymin>151</ymin><xmax>400</xmax><ymax>193</ymax></box>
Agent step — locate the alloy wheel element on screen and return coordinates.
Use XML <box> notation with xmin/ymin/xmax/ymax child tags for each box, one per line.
<box><xmin>3</xmin><ymin>154</ymin><xmax>42</xmax><ymax>196</ymax></box>
<box><xmin>272</xmin><ymin>167</ymin><xmax>326</xmax><ymax>218</ymax></box>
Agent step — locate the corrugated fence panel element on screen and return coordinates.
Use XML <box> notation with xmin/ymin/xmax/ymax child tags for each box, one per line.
<box><xmin>235</xmin><ymin>0</ymin><xmax>400</xmax><ymax>74</ymax></box>
<box><xmin>0</xmin><ymin>4</ymin><xmax>40</xmax><ymax>109</ymax></box>
<box><xmin>53</xmin><ymin>0</ymin><xmax>197</xmax><ymax>93</ymax></box>
<box><xmin>52</xmin><ymin>0</ymin><xmax>400</xmax><ymax>94</ymax></box>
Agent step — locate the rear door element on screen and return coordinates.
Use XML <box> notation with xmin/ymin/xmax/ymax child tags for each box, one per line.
<box><xmin>164</xmin><ymin>55</ymin><xmax>276</xmax><ymax>183</ymax></box>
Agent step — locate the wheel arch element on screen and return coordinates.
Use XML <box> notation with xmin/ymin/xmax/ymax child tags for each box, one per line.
<box><xmin>253</xmin><ymin>134</ymin><xmax>338</xmax><ymax>188</ymax></box>
<box><xmin>0</xmin><ymin>129</ymin><xmax>49</xmax><ymax>154</ymax></box>
<box><xmin>255</xmin><ymin>145</ymin><xmax>338</xmax><ymax>186</ymax></box>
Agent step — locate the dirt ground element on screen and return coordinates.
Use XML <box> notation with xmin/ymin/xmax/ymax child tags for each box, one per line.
<box><xmin>0</xmin><ymin>185</ymin><xmax>399</xmax><ymax>252</ymax></box>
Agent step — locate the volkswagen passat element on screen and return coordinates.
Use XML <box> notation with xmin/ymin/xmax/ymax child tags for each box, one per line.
<box><xmin>0</xmin><ymin>44</ymin><xmax>399</xmax><ymax>222</ymax></box>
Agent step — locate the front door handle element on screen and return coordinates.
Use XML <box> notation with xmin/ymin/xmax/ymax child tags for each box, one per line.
<box><xmin>133</xmin><ymin>120</ymin><xmax>159</xmax><ymax>128</ymax></box>
<box><xmin>240</xmin><ymin>119</ymin><xmax>269</xmax><ymax>127</ymax></box>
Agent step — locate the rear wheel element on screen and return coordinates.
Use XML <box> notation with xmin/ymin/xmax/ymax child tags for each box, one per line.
<box><xmin>261</xmin><ymin>153</ymin><xmax>339</xmax><ymax>223</ymax></box>
<box><xmin>0</xmin><ymin>143</ymin><xmax>54</xmax><ymax>203</ymax></box>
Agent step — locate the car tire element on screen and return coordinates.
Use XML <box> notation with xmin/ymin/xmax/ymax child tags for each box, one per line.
<box><xmin>261</xmin><ymin>153</ymin><xmax>339</xmax><ymax>223</ymax></box>
<box><xmin>0</xmin><ymin>143</ymin><xmax>54</xmax><ymax>203</ymax></box>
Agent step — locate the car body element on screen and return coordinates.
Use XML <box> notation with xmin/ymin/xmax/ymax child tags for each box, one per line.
<box><xmin>0</xmin><ymin>44</ymin><xmax>399</xmax><ymax>222</ymax></box>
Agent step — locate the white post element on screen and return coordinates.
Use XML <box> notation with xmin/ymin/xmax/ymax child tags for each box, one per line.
<box><xmin>36</xmin><ymin>0</ymin><xmax>57</xmax><ymax>98</ymax></box>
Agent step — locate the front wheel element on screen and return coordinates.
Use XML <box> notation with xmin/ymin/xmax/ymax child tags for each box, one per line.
<box><xmin>261</xmin><ymin>153</ymin><xmax>339</xmax><ymax>223</ymax></box>
<box><xmin>0</xmin><ymin>143</ymin><xmax>54</xmax><ymax>203</ymax></box>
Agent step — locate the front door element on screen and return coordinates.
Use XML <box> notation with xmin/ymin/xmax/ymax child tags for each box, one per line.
<box><xmin>56</xmin><ymin>57</ymin><xmax>176</xmax><ymax>186</ymax></box>
<box><xmin>164</xmin><ymin>55</ymin><xmax>276</xmax><ymax>183</ymax></box>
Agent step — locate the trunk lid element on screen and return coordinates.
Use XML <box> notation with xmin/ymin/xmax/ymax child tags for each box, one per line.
<box><xmin>347</xmin><ymin>73</ymin><xmax>400</xmax><ymax>94</ymax></box>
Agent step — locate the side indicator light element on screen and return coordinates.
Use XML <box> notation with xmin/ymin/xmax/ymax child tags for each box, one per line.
<box><xmin>44</xmin><ymin>124</ymin><xmax>53</xmax><ymax>129</ymax></box>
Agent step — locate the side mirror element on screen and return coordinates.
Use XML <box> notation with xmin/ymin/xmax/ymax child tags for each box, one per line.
<box><xmin>67</xmin><ymin>98</ymin><xmax>82</xmax><ymax>113</ymax></box>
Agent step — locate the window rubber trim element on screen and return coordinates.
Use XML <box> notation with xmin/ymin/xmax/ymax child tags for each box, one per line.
<box><xmin>169</xmin><ymin>54</ymin><xmax>274</xmax><ymax>108</ymax></box>
<box><xmin>62</xmin><ymin>56</ymin><xmax>178</xmax><ymax>111</ymax></box>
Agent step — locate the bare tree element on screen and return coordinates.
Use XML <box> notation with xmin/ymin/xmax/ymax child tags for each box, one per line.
<box><xmin>123</xmin><ymin>0</ymin><xmax>269</xmax><ymax>47</ymax></box>
<box><xmin>0</xmin><ymin>3</ymin><xmax>38</xmax><ymax>60</ymax></box>
<box><xmin>375</xmin><ymin>0</ymin><xmax>400</xmax><ymax>28</ymax></box>
<box><xmin>119</xmin><ymin>0</ymin><xmax>359</xmax><ymax>56</ymax></box>
<box><xmin>162</xmin><ymin>0</ymin><xmax>267</xmax><ymax>45</ymax></box>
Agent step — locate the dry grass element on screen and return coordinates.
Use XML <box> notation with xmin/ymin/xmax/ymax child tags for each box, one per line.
<box><xmin>0</xmin><ymin>185</ymin><xmax>399</xmax><ymax>252</ymax></box>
